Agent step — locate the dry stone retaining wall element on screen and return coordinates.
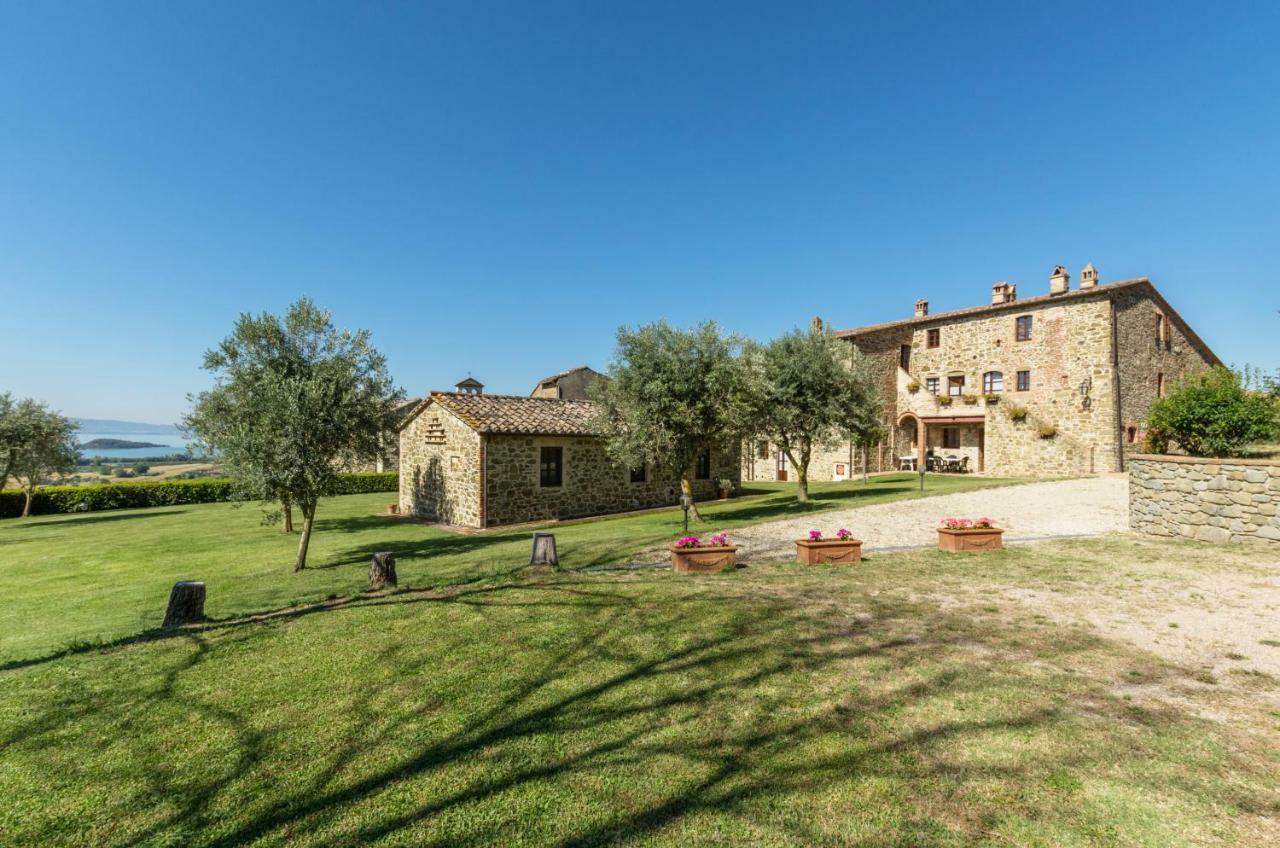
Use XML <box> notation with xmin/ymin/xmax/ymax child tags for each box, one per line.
<box><xmin>1129</xmin><ymin>454</ymin><xmax>1280</xmax><ymax>544</ymax></box>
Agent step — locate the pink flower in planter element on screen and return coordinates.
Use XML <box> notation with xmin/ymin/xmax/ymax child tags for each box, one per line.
<box><xmin>941</xmin><ymin>517</ymin><xmax>994</xmax><ymax>530</ymax></box>
<box><xmin>707</xmin><ymin>532</ymin><xmax>728</xmax><ymax>547</ymax></box>
<box><xmin>808</xmin><ymin>529</ymin><xmax>823</xmax><ymax>541</ymax></box>
<box><xmin>835</xmin><ymin>528</ymin><xmax>853</xmax><ymax>540</ymax></box>
<box><xmin>974</xmin><ymin>517</ymin><xmax>994</xmax><ymax>529</ymax></box>
<box><xmin>675</xmin><ymin>536</ymin><xmax>701</xmax><ymax>548</ymax></box>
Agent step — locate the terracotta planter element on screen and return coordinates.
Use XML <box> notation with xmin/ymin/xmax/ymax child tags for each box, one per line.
<box><xmin>795</xmin><ymin>538</ymin><xmax>863</xmax><ymax>564</ymax></box>
<box><xmin>937</xmin><ymin>527</ymin><xmax>1004</xmax><ymax>552</ymax></box>
<box><xmin>386</xmin><ymin>503</ymin><xmax>399</xmax><ymax>515</ymax></box>
<box><xmin>671</xmin><ymin>545</ymin><xmax>738</xmax><ymax>573</ymax></box>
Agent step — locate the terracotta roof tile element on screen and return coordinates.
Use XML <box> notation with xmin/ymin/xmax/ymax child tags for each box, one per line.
<box><xmin>834</xmin><ymin>278</ymin><xmax>1149</xmax><ymax>337</ymax></box>
<box><xmin>424</xmin><ymin>392</ymin><xmax>601</xmax><ymax>436</ymax></box>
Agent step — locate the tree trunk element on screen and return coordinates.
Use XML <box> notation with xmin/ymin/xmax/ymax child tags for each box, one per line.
<box><xmin>680</xmin><ymin>473</ymin><xmax>703</xmax><ymax>522</ymax></box>
<box><xmin>21</xmin><ymin>485</ymin><xmax>33</xmax><ymax>518</ymax></box>
<box><xmin>163</xmin><ymin>581</ymin><xmax>206</xmax><ymax>627</ymax></box>
<box><xmin>369</xmin><ymin>552</ymin><xmax>397</xmax><ymax>589</ymax></box>
<box><xmin>282</xmin><ymin>498</ymin><xmax>294</xmax><ymax>533</ymax></box>
<box><xmin>787</xmin><ymin>446</ymin><xmax>810</xmax><ymax>503</ymax></box>
<box><xmin>294</xmin><ymin>502</ymin><xmax>316</xmax><ymax>571</ymax></box>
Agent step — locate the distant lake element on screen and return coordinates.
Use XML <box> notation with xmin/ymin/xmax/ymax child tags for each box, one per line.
<box><xmin>76</xmin><ymin>432</ymin><xmax>201</xmax><ymax>460</ymax></box>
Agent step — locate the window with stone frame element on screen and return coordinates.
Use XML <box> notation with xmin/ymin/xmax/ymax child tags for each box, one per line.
<box><xmin>942</xmin><ymin>427</ymin><xmax>960</xmax><ymax>450</ymax></box>
<box><xmin>756</xmin><ymin>440</ymin><xmax>769</xmax><ymax>459</ymax></box>
<box><xmin>1015</xmin><ymin>315</ymin><xmax>1033</xmax><ymax>341</ymax></box>
<box><xmin>695</xmin><ymin>448</ymin><xmax>712</xmax><ymax>480</ymax></box>
<box><xmin>629</xmin><ymin>464</ymin><xmax>647</xmax><ymax>483</ymax></box>
<box><xmin>927</xmin><ymin>328</ymin><xmax>940</xmax><ymax>349</ymax></box>
<box><xmin>925</xmin><ymin>376</ymin><xmax>939</xmax><ymax>395</ymax></box>
<box><xmin>983</xmin><ymin>371</ymin><xmax>1004</xmax><ymax>393</ymax></box>
<box><xmin>539</xmin><ymin>446</ymin><xmax>563</xmax><ymax>487</ymax></box>
<box><xmin>947</xmin><ymin>374</ymin><xmax>965</xmax><ymax>397</ymax></box>
<box><xmin>1016</xmin><ymin>370</ymin><xmax>1031</xmax><ymax>391</ymax></box>
<box><xmin>899</xmin><ymin>344</ymin><xmax>911</xmax><ymax>370</ymax></box>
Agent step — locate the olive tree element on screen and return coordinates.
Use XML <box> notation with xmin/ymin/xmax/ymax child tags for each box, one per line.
<box><xmin>184</xmin><ymin>299</ymin><xmax>401</xmax><ymax>570</ymax></box>
<box><xmin>591</xmin><ymin>321</ymin><xmax>751</xmax><ymax>522</ymax></box>
<box><xmin>746</xmin><ymin>328</ymin><xmax>879</xmax><ymax>502</ymax></box>
<box><xmin>3</xmin><ymin>398</ymin><xmax>79</xmax><ymax>516</ymax></box>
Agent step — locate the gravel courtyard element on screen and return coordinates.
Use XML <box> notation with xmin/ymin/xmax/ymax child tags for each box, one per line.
<box><xmin>731</xmin><ymin>475</ymin><xmax>1129</xmax><ymax>561</ymax></box>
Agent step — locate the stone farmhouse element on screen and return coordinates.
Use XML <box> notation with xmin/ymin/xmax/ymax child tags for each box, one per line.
<box><xmin>398</xmin><ymin>375</ymin><xmax>740</xmax><ymax>527</ymax></box>
<box><xmin>743</xmin><ymin>266</ymin><xmax>1220</xmax><ymax>481</ymax></box>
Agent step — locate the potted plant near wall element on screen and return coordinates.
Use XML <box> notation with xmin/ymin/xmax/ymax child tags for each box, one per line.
<box><xmin>907</xmin><ymin>380</ymin><xmax>921</xmax><ymax>393</ymax></box>
<box><xmin>983</xmin><ymin>393</ymin><xmax>1000</xmax><ymax>405</ymax></box>
<box><xmin>937</xmin><ymin>517</ymin><xmax>1004</xmax><ymax>552</ymax></box>
<box><xmin>671</xmin><ymin>532</ymin><xmax>738</xmax><ymax>572</ymax></box>
<box><xmin>962</xmin><ymin>393</ymin><xmax>979</xmax><ymax>405</ymax></box>
<box><xmin>795</xmin><ymin>528</ymin><xmax>863</xmax><ymax>564</ymax></box>
<box><xmin>1006</xmin><ymin>405</ymin><xmax>1028</xmax><ymax>422</ymax></box>
<box><xmin>937</xmin><ymin>395</ymin><xmax>954</xmax><ymax>407</ymax></box>
<box><xmin>716</xmin><ymin>478</ymin><xmax>734</xmax><ymax>499</ymax></box>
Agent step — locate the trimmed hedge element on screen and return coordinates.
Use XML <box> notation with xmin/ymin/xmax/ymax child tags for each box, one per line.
<box><xmin>1</xmin><ymin>472</ymin><xmax>398</xmax><ymax>519</ymax></box>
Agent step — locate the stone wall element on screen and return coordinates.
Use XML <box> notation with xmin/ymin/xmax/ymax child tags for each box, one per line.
<box><xmin>398</xmin><ymin>401</ymin><xmax>483</xmax><ymax>525</ymax></box>
<box><xmin>1113</xmin><ymin>288</ymin><xmax>1216</xmax><ymax>460</ymax></box>
<box><xmin>1130</xmin><ymin>454</ymin><xmax>1280</xmax><ymax>544</ymax></box>
<box><xmin>485</xmin><ymin>436</ymin><xmax>739</xmax><ymax>527</ymax></box>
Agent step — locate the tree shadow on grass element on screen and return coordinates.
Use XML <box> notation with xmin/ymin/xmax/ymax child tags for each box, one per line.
<box><xmin>1</xmin><ymin>508</ymin><xmax>190</xmax><ymax>531</ymax></box>
<box><xmin>3</xmin><ymin>575</ymin><xmax>1272</xmax><ymax>847</ymax></box>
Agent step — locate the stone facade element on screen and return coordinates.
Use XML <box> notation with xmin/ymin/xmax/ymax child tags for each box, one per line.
<box><xmin>1130</xmin><ymin>454</ymin><xmax>1280</xmax><ymax>544</ymax></box>
<box><xmin>398</xmin><ymin>401</ymin><xmax>483</xmax><ymax>526</ymax></box>
<box><xmin>484</xmin><ymin>435</ymin><xmax>735</xmax><ymax>527</ymax></box>
<box><xmin>744</xmin><ymin>272</ymin><xmax>1219</xmax><ymax>482</ymax></box>
<box><xmin>530</xmin><ymin>366</ymin><xmax>605</xmax><ymax>401</ymax></box>
<box><xmin>400</xmin><ymin>392</ymin><xmax>741</xmax><ymax>528</ymax></box>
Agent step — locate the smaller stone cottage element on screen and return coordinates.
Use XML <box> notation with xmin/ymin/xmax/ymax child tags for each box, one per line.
<box><xmin>530</xmin><ymin>366</ymin><xmax>606</xmax><ymax>401</ymax></box>
<box><xmin>399</xmin><ymin>390</ymin><xmax>739</xmax><ymax>527</ymax></box>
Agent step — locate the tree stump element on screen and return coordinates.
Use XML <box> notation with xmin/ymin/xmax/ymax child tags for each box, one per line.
<box><xmin>529</xmin><ymin>532</ymin><xmax>558</xmax><ymax>567</ymax></box>
<box><xmin>163</xmin><ymin>581</ymin><xmax>206</xmax><ymax>628</ymax></box>
<box><xmin>369</xmin><ymin>552</ymin><xmax>397</xmax><ymax>589</ymax></box>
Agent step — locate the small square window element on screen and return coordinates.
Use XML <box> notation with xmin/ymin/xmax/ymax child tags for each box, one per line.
<box><xmin>927</xmin><ymin>328</ymin><xmax>940</xmax><ymax>349</ymax></box>
<box><xmin>756</xmin><ymin>440</ymin><xmax>769</xmax><ymax>459</ymax></box>
<box><xmin>539</xmin><ymin>446</ymin><xmax>563</xmax><ymax>487</ymax></box>
<box><xmin>630</xmin><ymin>464</ymin><xmax>646</xmax><ymax>483</ymax></box>
<box><xmin>925</xmin><ymin>377</ymin><xmax>939</xmax><ymax>395</ymax></box>
<box><xmin>695</xmin><ymin>449</ymin><xmax>711</xmax><ymax>480</ymax></box>
<box><xmin>1016</xmin><ymin>370</ymin><xmax>1031</xmax><ymax>392</ymax></box>
<box><xmin>1015</xmin><ymin>315</ymin><xmax>1032</xmax><ymax>341</ymax></box>
<box><xmin>942</xmin><ymin>427</ymin><xmax>960</xmax><ymax>449</ymax></box>
<box><xmin>983</xmin><ymin>371</ymin><xmax>1003</xmax><ymax>393</ymax></box>
<box><xmin>947</xmin><ymin>375</ymin><xmax>965</xmax><ymax>397</ymax></box>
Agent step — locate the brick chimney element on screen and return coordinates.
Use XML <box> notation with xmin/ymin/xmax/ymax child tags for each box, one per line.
<box><xmin>1049</xmin><ymin>265</ymin><xmax>1070</xmax><ymax>295</ymax></box>
<box><xmin>1080</xmin><ymin>263</ymin><xmax>1099</xmax><ymax>289</ymax></box>
<box><xmin>991</xmin><ymin>282</ymin><xmax>1017</xmax><ymax>304</ymax></box>
<box><xmin>914</xmin><ymin>298</ymin><xmax>929</xmax><ymax>318</ymax></box>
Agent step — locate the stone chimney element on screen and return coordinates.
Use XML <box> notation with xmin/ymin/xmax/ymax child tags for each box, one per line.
<box><xmin>1049</xmin><ymin>265</ymin><xmax>1070</xmax><ymax>295</ymax></box>
<box><xmin>1080</xmin><ymin>263</ymin><xmax>1099</xmax><ymax>289</ymax></box>
<box><xmin>914</xmin><ymin>299</ymin><xmax>929</xmax><ymax>318</ymax></box>
<box><xmin>991</xmin><ymin>282</ymin><xmax>1017</xmax><ymax>305</ymax></box>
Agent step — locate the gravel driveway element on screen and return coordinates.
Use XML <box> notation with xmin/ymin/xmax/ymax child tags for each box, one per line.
<box><xmin>730</xmin><ymin>476</ymin><xmax>1129</xmax><ymax>562</ymax></box>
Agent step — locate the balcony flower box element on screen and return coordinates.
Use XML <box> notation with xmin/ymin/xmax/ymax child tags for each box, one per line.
<box><xmin>937</xmin><ymin>518</ymin><xmax>1003</xmax><ymax>553</ymax></box>
<box><xmin>795</xmin><ymin>529</ymin><xmax>862</xmax><ymax>564</ymax></box>
<box><xmin>671</xmin><ymin>533</ymin><xmax>738</xmax><ymax>573</ymax></box>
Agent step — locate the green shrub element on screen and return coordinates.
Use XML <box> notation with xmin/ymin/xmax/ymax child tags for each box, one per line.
<box><xmin>1146</xmin><ymin>367</ymin><xmax>1279</xmax><ymax>457</ymax></box>
<box><xmin>1006</xmin><ymin>405</ymin><xmax>1028</xmax><ymax>422</ymax></box>
<box><xmin>0</xmin><ymin>472</ymin><xmax>398</xmax><ymax>519</ymax></box>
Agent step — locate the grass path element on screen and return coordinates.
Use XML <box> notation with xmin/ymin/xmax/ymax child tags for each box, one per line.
<box><xmin>0</xmin><ymin>473</ymin><xmax>1014</xmax><ymax>665</ymax></box>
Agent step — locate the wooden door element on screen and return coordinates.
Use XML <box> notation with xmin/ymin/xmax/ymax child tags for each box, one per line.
<box><xmin>776</xmin><ymin>452</ymin><xmax>788</xmax><ymax>482</ymax></box>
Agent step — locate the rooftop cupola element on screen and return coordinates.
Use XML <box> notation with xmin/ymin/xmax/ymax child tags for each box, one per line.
<box><xmin>991</xmin><ymin>281</ymin><xmax>1017</xmax><ymax>304</ymax></box>
<box><xmin>1080</xmin><ymin>263</ymin><xmax>1099</xmax><ymax>289</ymax></box>
<box><xmin>454</xmin><ymin>376</ymin><xmax>484</xmax><ymax>395</ymax></box>
<box><xmin>914</xmin><ymin>299</ymin><xmax>929</xmax><ymax>318</ymax></box>
<box><xmin>1049</xmin><ymin>265</ymin><xmax>1070</xmax><ymax>295</ymax></box>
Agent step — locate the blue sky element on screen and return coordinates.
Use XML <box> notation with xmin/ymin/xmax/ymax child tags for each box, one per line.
<box><xmin>3</xmin><ymin>1</ymin><xmax>1278</xmax><ymax>423</ymax></box>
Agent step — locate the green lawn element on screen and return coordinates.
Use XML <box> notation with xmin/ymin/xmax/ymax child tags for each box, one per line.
<box><xmin>3</xmin><ymin>475</ymin><xmax>1278</xmax><ymax>846</ymax></box>
<box><xmin>0</xmin><ymin>473</ymin><xmax>1012</xmax><ymax>665</ymax></box>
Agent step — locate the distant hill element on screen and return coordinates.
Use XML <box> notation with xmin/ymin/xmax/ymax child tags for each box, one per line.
<box><xmin>74</xmin><ymin>418</ymin><xmax>181</xmax><ymax>435</ymax></box>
